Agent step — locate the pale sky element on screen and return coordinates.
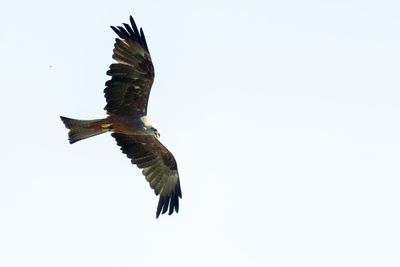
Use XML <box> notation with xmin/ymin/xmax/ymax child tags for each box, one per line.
<box><xmin>1</xmin><ymin>1</ymin><xmax>400</xmax><ymax>266</ymax></box>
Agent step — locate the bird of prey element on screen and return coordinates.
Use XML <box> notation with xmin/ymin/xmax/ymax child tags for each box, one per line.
<box><xmin>60</xmin><ymin>16</ymin><xmax>182</xmax><ymax>218</ymax></box>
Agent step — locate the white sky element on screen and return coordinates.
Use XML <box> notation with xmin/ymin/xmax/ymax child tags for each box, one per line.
<box><xmin>1</xmin><ymin>0</ymin><xmax>400</xmax><ymax>266</ymax></box>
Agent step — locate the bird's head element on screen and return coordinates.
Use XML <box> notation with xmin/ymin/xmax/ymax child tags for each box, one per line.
<box><xmin>140</xmin><ymin>116</ymin><xmax>160</xmax><ymax>138</ymax></box>
<box><xmin>148</xmin><ymin>126</ymin><xmax>160</xmax><ymax>138</ymax></box>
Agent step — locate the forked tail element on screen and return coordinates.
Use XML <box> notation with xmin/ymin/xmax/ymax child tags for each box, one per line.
<box><xmin>60</xmin><ymin>116</ymin><xmax>110</xmax><ymax>144</ymax></box>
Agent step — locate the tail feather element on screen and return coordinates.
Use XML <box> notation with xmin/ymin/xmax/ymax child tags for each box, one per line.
<box><xmin>60</xmin><ymin>116</ymin><xmax>109</xmax><ymax>144</ymax></box>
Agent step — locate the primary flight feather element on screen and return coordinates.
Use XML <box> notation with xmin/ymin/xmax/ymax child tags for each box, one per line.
<box><xmin>60</xmin><ymin>15</ymin><xmax>182</xmax><ymax>218</ymax></box>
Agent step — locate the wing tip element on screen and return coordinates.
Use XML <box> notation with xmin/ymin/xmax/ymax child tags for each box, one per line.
<box><xmin>110</xmin><ymin>26</ymin><xmax>120</xmax><ymax>37</ymax></box>
<box><xmin>155</xmin><ymin>182</ymin><xmax>182</xmax><ymax>219</ymax></box>
<box><xmin>110</xmin><ymin>15</ymin><xmax>150</xmax><ymax>52</ymax></box>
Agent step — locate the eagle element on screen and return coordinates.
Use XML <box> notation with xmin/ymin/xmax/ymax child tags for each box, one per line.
<box><xmin>60</xmin><ymin>16</ymin><xmax>182</xmax><ymax>218</ymax></box>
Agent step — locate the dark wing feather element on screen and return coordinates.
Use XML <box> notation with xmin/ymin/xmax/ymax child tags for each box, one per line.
<box><xmin>104</xmin><ymin>16</ymin><xmax>154</xmax><ymax>117</ymax></box>
<box><xmin>112</xmin><ymin>133</ymin><xmax>182</xmax><ymax>218</ymax></box>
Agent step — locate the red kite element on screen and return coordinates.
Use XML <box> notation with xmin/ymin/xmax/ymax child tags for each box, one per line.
<box><xmin>60</xmin><ymin>16</ymin><xmax>181</xmax><ymax>218</ymax></box>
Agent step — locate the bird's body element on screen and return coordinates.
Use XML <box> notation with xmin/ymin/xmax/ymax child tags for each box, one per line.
<box><xmin>107</xmin><ymin>114</ymin><xmax>157</xmax><ymax>136</ymax></box>
<box><xmin>60</xmin><ymin>16</ymin><xmax>181</xmax><ymax>218</ymax></box>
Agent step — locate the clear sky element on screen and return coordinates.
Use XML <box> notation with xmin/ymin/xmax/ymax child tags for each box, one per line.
<box><xmin>1</xmin><ymin>0</ymin><xmax>400</xmax><ymax>266</ymax></box>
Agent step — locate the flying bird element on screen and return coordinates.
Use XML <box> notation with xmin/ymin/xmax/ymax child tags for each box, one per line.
<box><xmin>60</xmin><ymin>16</ymin><xmax>182</xmax><ymax>218</ymax></box>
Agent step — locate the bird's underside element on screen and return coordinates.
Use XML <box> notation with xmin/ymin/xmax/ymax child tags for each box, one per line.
<box><xmin>60</xmin><ymin>15</ymin><xmax>182</xmax><ymax>218</ymax></box>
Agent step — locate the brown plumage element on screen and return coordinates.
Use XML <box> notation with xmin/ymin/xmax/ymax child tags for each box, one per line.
<box><xmin>60</xmin><ymin>16</ymin><xmax>182</xmax><ymax>218</ymax></box>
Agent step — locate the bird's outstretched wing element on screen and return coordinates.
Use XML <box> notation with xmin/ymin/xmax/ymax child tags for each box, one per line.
<box><xmin>112</xmin><ymin>133</ymin><xmax>182</xmax><ymax>218</ymax></box>
<box><xmin>104</xmin><ymin>16</ymin><xmax>155</xmax><ymax>117</ymax></box>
